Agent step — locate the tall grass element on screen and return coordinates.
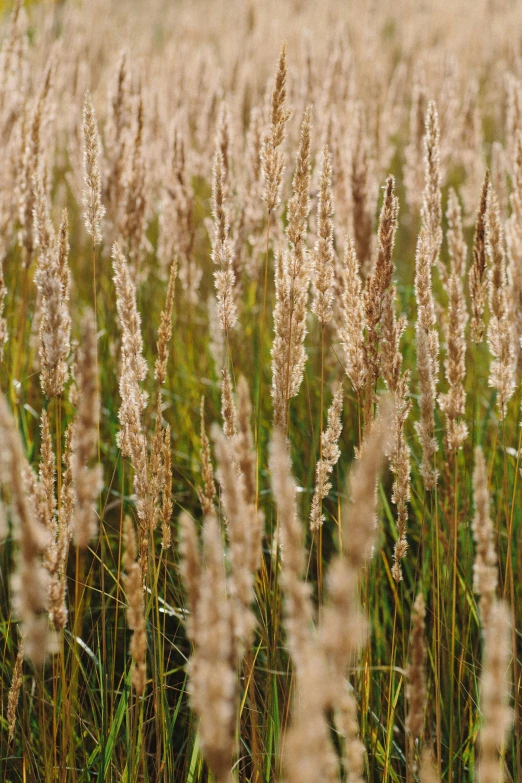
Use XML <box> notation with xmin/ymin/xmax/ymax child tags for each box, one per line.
<box><xmin>0</xmin><ymin>1</ymin><xmax>520</xmax><ymax>782</ymax></box>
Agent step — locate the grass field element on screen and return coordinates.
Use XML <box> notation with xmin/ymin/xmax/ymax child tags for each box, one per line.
<box><xmin>0</xmin><ymin>0</ymin><xmax>520</xmax><ymax>781</ymax></box>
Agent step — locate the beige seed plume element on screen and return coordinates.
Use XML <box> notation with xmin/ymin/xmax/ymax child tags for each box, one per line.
<box><xmin>404</xmin><ymin>80</ymin><xmax>427</xmax><ymax>215</ymax></box>
<box><xmin>312</xmin><ymin>144</ymin><xmax>335</xmax><ymax>325</ymax></box>
<box><xmin>269</xmin><ymin>429</ymin><xmax>339</xmax><ymax>783</ymax></box>
<box><xmin>339</xmin><ymin>235</ymin><xmax>366</xmax><ymax>395</ymax></box>
<box><xmin>419</xmin><ymin>751</ymin><xmax>441</xmax><ymax>783</ymax></box>
<box><xmin>439</xmin><ymin>189</ymin><xmax>468</xmax><ymax>451</ymax></box>
<box><xmin>112</xmin><ymin>242</ymin><xmax>148</xmax><ymax>456</ymax></box>
<box><xmin>35</xmin><ymin>210</ymin><xmax>71</xmax><ymax>399</ymax></box>
<box><xmin>197</xmin><ymin>397</ymin><xmax>216</xmax><ymax>518</ymax></box>
<box><xmin>82</xmin><ymin>90</ymin><xmax>105</xmax><ymax>246</ymax></box>
<box><xmin>213</xmin><ymin>416</ymin><xmax>263</xmax><ymax>655</ymax></box>
<box><xmin>123</xmin><ymin>516</ymin><xmax>147</xmax><ymax>696</ymax></box>
<box><xmin>261</xmin><ymin>42</ymin><xmax>292</xmax><ymax>213</ymax></box>
<box><xmin>380</xmin><ymin>284</ymin><xmax>411</xmax><ymax>581</ymax></box>
<box><xmin>350</xmin><ymin>106</ymin><xmax>373</xmax><ymax>274</ymax></box>
<box><xmin>49</xmin><ymin>424</ymin><xmax>74</xmax><ymax>630</ymax></box>
<box><xmin>309</xmin><ymin>385</ymin><xmax>343</xmax><ymax>531</ymax></box>
<box><xmin>71</xmin><ymin>309</ymin><xmax>102</xmax><ymax>549</ymax></box>
<box><xmin>469</xmin><ymin>171</ymin><xmax>490</xmax><ymax>343</ymax></box>
<box><xmin>154</xmin><ymin>260</ymin><xmax>177</xmax><ymax>387</ymax></box>
<box><xmin>406</xmin><ymin>593</ymin><xmax>427</xmax><ymax>740</ymax></box>
<box><xmin>476</xmin><ymin>601</ymin><xmax>514</xmax><ymax>783</ymax></box>
<box><xmin>160</xmin><ymin>425</ymin><xmax>173</xmax><ymax>549</ymax></box>
<box><xmin>0</xmin><ymin>392</ymin><xmax>54</xmax><ymax>664</ymax></box>
<box><xmin>211</xmin><ymin>150</ymin><xmax>237</xmax><ymax>335</ymax></box>
<box><xmin>486</xmin><ymin>188</ymin><xmax>516</xmax><ymax>418</ymax></box>
<box><xmin>472</xmin><ymin>447</ymin><xmax>498</xmax><ymax>632</ymax></box>
<box><xmin>421</xmin><ymin>101</ymin><xmax>442</xmax><ymax>263</ymax></box>
<box><xmin>7</xmin><ymin>639</ymin><xmax>24</xmax><ymax>742</ymax></box>
<box><xmin>187</xmin><ymin>512</ymin><xmax>236</xmax><ymax>783</ymax></box>
<box><xmin>269</xmin><ymin>428</ymin><xmax>314</xmax><ymax>669</ymax></box>
<box><xmin>363</xmin><ymin>175</ymin><xmax>399</xmax><ymax>426</ymax></box>
<box><xmin>414</xmin><ymin>228</ymin><xmax>439</xmax><ymax>491</ymax></box>
<box><xmin>271</xmin><ymin>106</ymin><xmax>312</xmax><ymax>430</ymax></box>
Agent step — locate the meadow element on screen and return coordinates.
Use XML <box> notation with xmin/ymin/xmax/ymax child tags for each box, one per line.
<box><xmin>0</xmin><ymin>0</ymin><xmax>520</xmax><ymax>781</ymax></box>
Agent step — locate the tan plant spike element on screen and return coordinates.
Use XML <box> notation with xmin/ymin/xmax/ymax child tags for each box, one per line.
<box><xmin>271</xmin><ymin>106</ymin><xmax>312</xmax><ymax>430</ymax></box>
<box><xmin>221</xmin><ymin>366</ymin><xmax>237</xmax><ymax>438</ymax></box>
<box><xmin>309</xmin><ymin>385</ymin><xmax>343</xmax><ymax>531</ymax></box>
<box><xmin>211</xmin><ymin>150</ymin><xmax>237</xmax><ymax>335</ymax></box>
<box><xmin>363</xmin><ymin>174</ymin><xmax>399</xmax><ymax>424</ymax></box>
<box><xmin>82</xmin><ymin>90</ymin><xmax>105</xmax><ymax>246</ymax></box>
<box><xmin>469</xmin><ymin>170</ymin><xmax>490</xmax><ymax>343</ymax></box>
<box><xmin>419</xmin><ymin>751</ymin><xmax>441</xmax><ymax>783</ymax></box>
<box><xmin>7</xmin><ymin>639</ymin><xmax>23</xmax><ymax>742</ymax></box>
<box><xmin>188</xmin><ymin>512</ymin><xmax>235</xmax><ymax>783</ymax></box>
<box><xmin>406</xmin><ymin>593</ymin><xmax>427</xmax><ymax>740</ymax></box>
<box><xmin>18</xmin><ymin>62</ymin><xmax>52</xmax><ymax>266</ymax></box>
<box><xmin>404</xmin><ymin>80</ymin><xmax>427</xmax><ymax>215</ymax></box>
<box><xmin>486</xmin><ymin>187</ymin><xmax>516</xmax><ymax>418</ymax></box>
<box><xmin>339</xmin><ymin>234</ymin><xmax>366</xmax><ymax>395</ymax></box>
<box><xmin>123</xmin><ymin>516</ymin><xmax>147</xmax><ymax>696</ymax></box>
<box><xmin>439</xmin><ymin>189</ymin><xmax>468</xmax><ymax>451</ymax></box>
<box><xmin>179</xmin><ymin>512</ymin><xmax>201</xmax><ymax>643</ymax></box>
<box><xmin>71</xmin><ymin>309</ymin><xmax>102</xmax><ymax>549</ymax></box>
<box><xmin>235</xmin><ymin>376</ymin><xmax>257</xmax><ymax>505</ymax></box>
<box><xmin>0</xmin><ymin>392</ymin><xmax>54</xmax><ymax>664</ymax></box>
<box><xmin>312</xmin><ymin>144</ymin><xmax>335</xmax><ymax>325</ymax></box>
<box><xmin>477</xmin><ymin>600</ymin><xmax>514</xmax><ymax>783</ymax></box>
<box><xmin>161</xmin><ymin>425</ymin><xmax>173</xmax><ymax>549</ymax></box>
<box><xmin>350</xmin><ymin>106</ymin><xmax>373</xmax><ymax>274</ymax></box>
<box><xmin>380</xmin><ymin>283</ymin><xmax>411</xmax><ymax>581</ymax></box>
<box><xmin>154</xmin><ymin>259</ymin><xmax>177</xmax><ymax>387</ymax></box>
<box><xmin>197</xmin><ymin>397</ymin><xmax>216</xmax><ymax>517</ymax></box>
<box><xmin>212</xmin><ymin>419</ymin><xmax>263</xmax><ymax>652</ymax></box>
<box><xmin>261</xmin><ymin>41</ymin><xmax>292</xmax><ymax>213</ymax></box>
<box><xmin>35</xmin><ymin>210</ymin><xmax>71</xmax><ymax>399</ymax></box>
<box><xmin>340</xmin><ymin>397</ymin><xmax>392</xmax><ymax>568</ymax></box>
<box><xmin>414</xmin><ymin>227</ymin><xmax>439</xmax><ymax>491</ymax></box>
<box><xmin>472</xmin><ymin>447</ymin><xmax>498</xmax><ymax>633</ymax></box>
<box><xmin>49</xmin><ymin>424</ymin><xmax>74</xmax><ymax>630</ymax></box>
<box><xmin>421</xmin><ymin>101</ymin><xmax>442</xmax><ymax>263</ymax></box>
<box><xmin>269</xmin><ymin>428</ymin><xmax>314</xmax><ymax>670</ymax></box>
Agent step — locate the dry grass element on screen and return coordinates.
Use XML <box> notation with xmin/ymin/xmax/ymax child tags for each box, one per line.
<box><xmin>0</xmin><ymin>1</ymin><xmax>520</xmax><ymax>781</ymax></box>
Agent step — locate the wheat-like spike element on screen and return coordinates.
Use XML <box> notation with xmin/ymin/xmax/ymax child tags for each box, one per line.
<box><xmin>486</xmin><ymin>187</ymin><xmax>516</xmax><ymax>418</ymax></box>
<box><xmin>439</xmin><ymin>189</ymin><xmax>468</xmax><ymax>451</ymax></box>
<box><xmin>469</xmin><ymin>170</ymin><xmax>490</xmax><ymax>343</ymax></box>
<box><xmin>271</xmin><ymin>107</ymin><xmax>312</xmax><ymax>430</ymax></box>
<box><xmin>82</xmin><ymin>90</ymin><xmax>105</xmax><ymax>246</ymax></box>
<box><xmin>472</xmin><ymin>447</ymin><xmax>498</xmax><ymax>633</ymax></box>
<box><xmin>421</xmin><ymin>101</ymin><xmax>442</xmax><ymax>263</ymax></box>
<box><xmin>0</xmin><ymin>392</ymin><xmax>55</xmax><ymax>664</ymax></box>
<box><xmin>312</xmin><ymin>144</ymin><xmax>335</xmax><ymax>325</ymax></box>
<box><xmin>35</xmin><ymin>210</ymin><xmax>71</xmax><ymax>399</ymax></box>
<box><xmin>123</xmin><ymin>516</ymin><xmax>147</xmax><ymax>696</ymax></box>
<box><xmin>211</xmin><ymin>150</ymin><xmax>237</xmax><ymax>335</ymax></box>
<box><xmin>309</xmin><ymin>385</ymin><xmax>343</xmax><ymax>531</ymax></box>
<box><xmin>339</xmin><ymin>234</ymin><xmax>366</xmax><ymax>395</ymax></box>
<box><xmin>363</xmin><ymin>175</ymin><xmax>399</xmax><ymax>425</ymax></box>
<box><xmin>197</xmin><ymin>397</ymin><xmax>216</xmax><ymax>517</ymax></box>
<box><xmin>261</xmin><ymin>41</ymin><xmax>292</xmax><ymax>212</ymax></box>
<box><xmin>188</xmin><ymin>511</ymin><xmax>236</xmax><ymax>783</ymax></box>
<box><xmin>350</xmin><ymin>106</ymin><xmax>373</xmax><ymax>274</ymax></box>
<box><xmin>71</xmin><ymin>309</ymin><xmax>102</xmax><ymax>549</ymax></box>
<box><xmin>406</xmin><ymin>593</ymin><xmax>427</xmax><ymax>740</ymax></box>
<box><xmin>7</xmin><ymin>639</ymin><xmax>24</xmax><ymax>742</ymax></box>
<box><xmin>477</xmin><ymin>600</ymin><xmax>514</xmax><ymax>783</ymax></box>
